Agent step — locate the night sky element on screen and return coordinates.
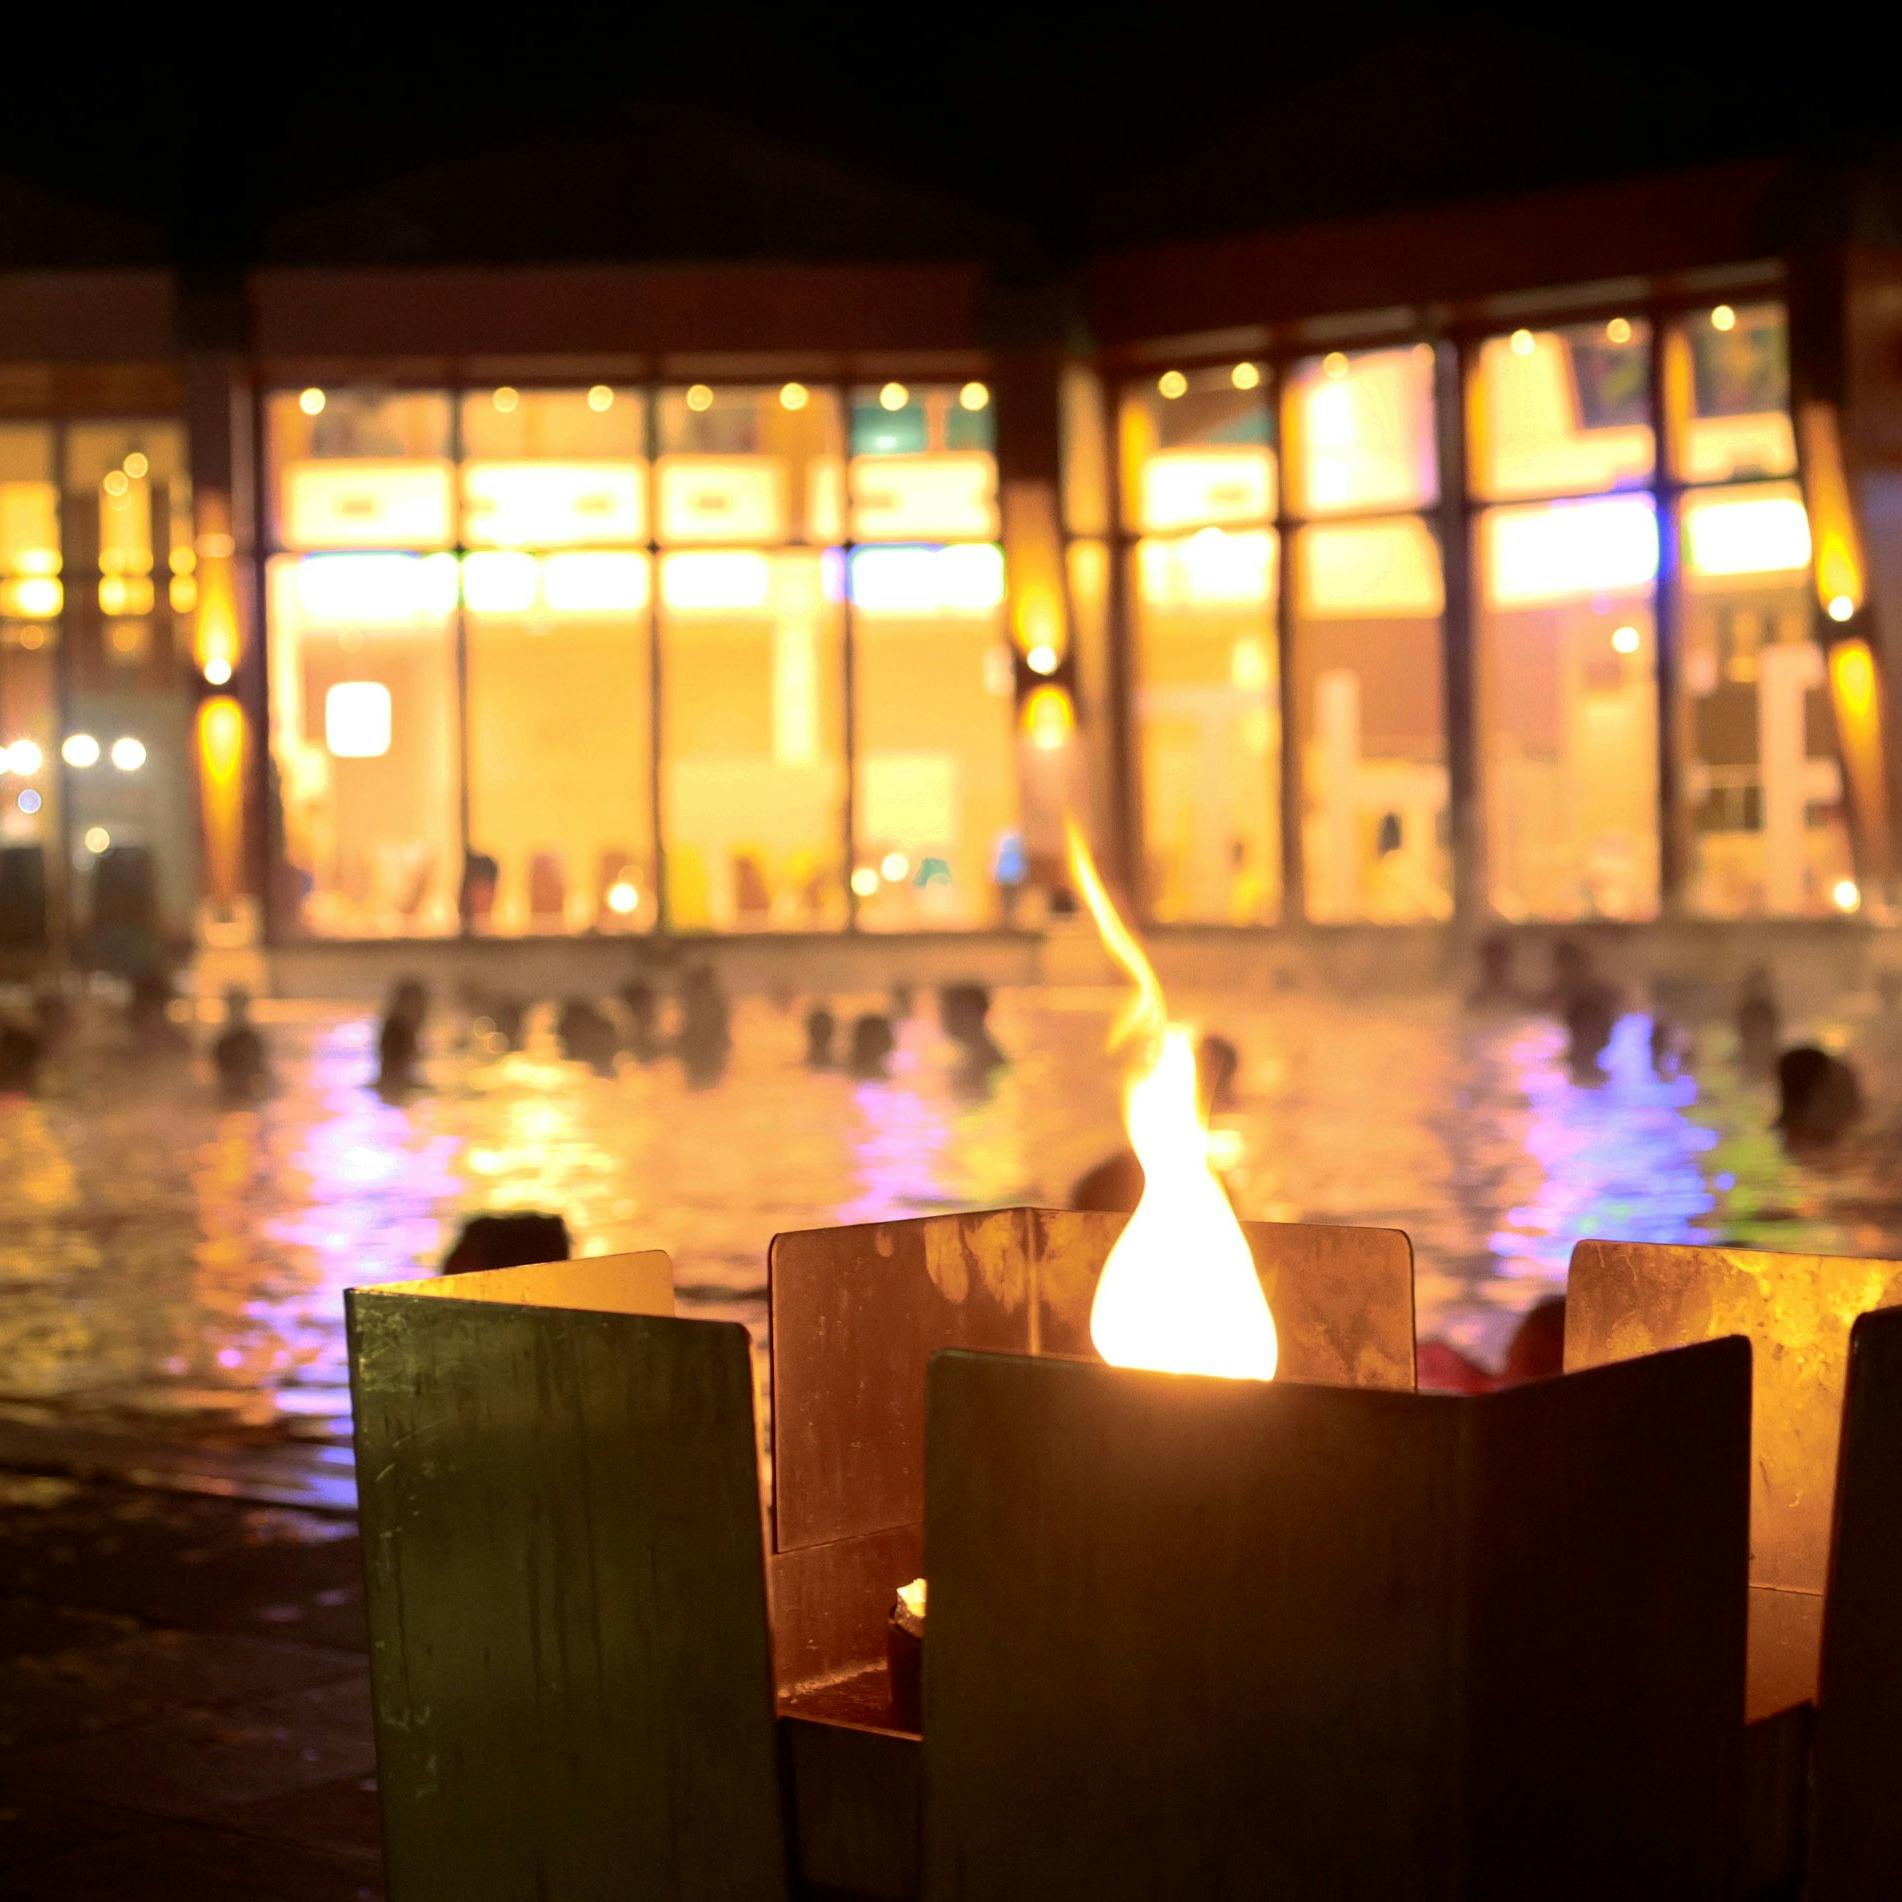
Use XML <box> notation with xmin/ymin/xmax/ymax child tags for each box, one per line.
<box><xmin>6</xmin><ymin>6</ymin><xmax>1899</xmax><ymax>270</ymax></box>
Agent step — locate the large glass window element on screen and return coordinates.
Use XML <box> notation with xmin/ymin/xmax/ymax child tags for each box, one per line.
<box><xmin>1124</xmin><ymin>364</ymin><xmax>1280</xmax><ymax>921</ymax></box>
<box><xmin>0</xmin><ymin>424</ymin><xmax>59</xmax><ymax>939</ymax></box>
<box><xmin>460</xmin><ymin>387</ymin><xmax>654</xmax><ymax>933</ymax></box>
<box><xmin>848</xmin><ymin>382</ymin><xmax>1014</xmax><ymax>927</ymax></box>
<box><xmin>1474</xmin><ymin>320</ymin><xmax>1660</xmax><ymax>919</ymax></box>
<box><xmin>267</xmin><ymin>391</ymin><xmax>461</xmax><ymax>936</ymax></box>
<box><xmin>1286</xmin><ymin>347</ymin><xmax>1448</xmax><ymax>919</ymax></box>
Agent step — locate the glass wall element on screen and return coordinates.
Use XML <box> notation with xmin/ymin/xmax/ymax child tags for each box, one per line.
<box><xmin>1285</xmin><ymin>347</ymin><xmax>1448</xmax><ymax>920</ymax></box>
<box><xmin>1121</xmin><ymin>364</ymin><xmax>1281</xmax><ymax>921</ymax></box>
<box><xmin>263</xmin><ymin>376</ymin><xmax>1012</xmax><ymax>937</ymax></box>
<box><xmin>0</xmin><ymin>424</ymin><xmax>60</xmax><ymax>945</ymax></box>
<box><xmin>1673</xmin><ymin>307</ymin><xmax>1851</xmax><ymax>913</ymax></box>
<box><xmin>1105</xmin><ymin>292</ymin><xmax>1849</xmax><ymax>925</ymax></box>
<box><xmin>1473</xmin><ymin>318</ymin><xmax>1659</xmax><ymax>919</ymax></box>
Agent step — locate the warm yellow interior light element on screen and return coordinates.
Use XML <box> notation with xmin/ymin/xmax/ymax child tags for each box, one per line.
<box><xmin>880</xmin><ymin>851</ymin><xmax>910</xmax><ymax>881</ymax></box>
<box><xmin>203</xmin><ymin>656</ymin><xmax>233</xmax><ymax>686</ymax></box>
<box><xmin>1828</xmin><ymin>594</ymin><xmax>1856</xmax><ymax>624</ymax></box>
<box><xmin>298</xmin><ymin>388</ymin><xmax>326</xmax><ymax>417</ymax></box>
<box><xmin>110</xmin><ymin>736</ymin><xmax>147</xmax><ymax>772</ymax></box>
<box><xmin>1509</xmin><ymin>328</ymin><xmax>1536</xmax><ymax>357</ymax></box>
<box><xmin>1230</xmin><ymin>362</ymin><xmax>1261</xmax><ymax>391</ymax></box>
<box><xmin>1156</xmin><ymin>369</ymin><xmax>1188</xmax><ymax>400</ymax></box>
<box><xmin>83</xmin><ymin>826</ymin><xmax>110</xmax><ymax>854</ymax></box>
<box><xmin>102</xmin><ymin>470</ymin><xmax>129</xmax><ymax>499</ymax></box>
<box><xmin>1833</xmin><ymin>877</ymin><xmax>1862</xmax><ymax>913</ymax></box>
<box><xmin>1022</xmin><ymin>684</ymin><xmax>1076</xmax><ymax>751</ymax></box>
<box><xmin>62</xmin><ymin>733</ymin><xmax>100</xmax><ymax>768</ymax></box>
<box><xmin>1322</xmin><ymin>351</ymin><xmax>1349</xmax><ymax>380</ymax></box>
<box><xmin>1611</xmin><ymin>624</ymin><xmax>1641</xmax><ymax>655</ymax></box>
<box><xmin>779</xmin><ymin>382</ymin><xmax>810</xmax><ymax>412</ymax></box>
<box><xmin>879</xmin><ymin>382</ymin><xmax>910</xmax><ymax>411</ymax></box>
<box><xmin>686</xmin><ymin>383</ymin><xmax>715</xmax><ymax>413</ymax></box>
<box><xmin>958</xmin><ymin>381</ymin><xmax>990</xmax><ymax>411</ymax></box>
<box><xmin>123</xmin><ymin>452</ymin><xmax>149</xmax><ymax>480</ymax></box>
<box><xmin>1711</xmin><ymin>305</ymin><xmax>1737</xmax><ymax>332</ymax></box>
<box><xmin>586</xmin><ymin>385</ymin><xmax>615</xmax><ymax>412</ymax></box>
<box><xmin>1605</xmin><ymin>317</ymin><xmax>1633</xmax><ymax>344</ymax></box>
<box><xmin>492</xmin><ymin>386</ymin><xmax>519</xmax><ymax>413</ymax></box>
<box><xmin>606</xmin><ymin>880</ymin><xmax>639</xmax><ymax>915</ymax></box>
<box><xmin>850</xmin><ymin>866</ymin><xmax>881</xmax><ymax>898</ymax></box>
<box><xmin>1025</xmin><ymin>642</ymin><xmax>1060</xmax><ymax>676</ymax></box>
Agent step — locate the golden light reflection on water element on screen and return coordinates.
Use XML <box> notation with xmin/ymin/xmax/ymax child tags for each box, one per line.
<box><xmin>4</xmin><ymin>987</ymin><xmax>1902</xmax><ymax>1445</ymax></box>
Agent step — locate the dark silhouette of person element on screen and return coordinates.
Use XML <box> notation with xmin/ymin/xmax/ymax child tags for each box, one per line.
<box><xmin>443</xmin><ymin>1211</ymin><xmax>571</xmax><ymax>1275</ymax></box>
<box><xmin>1068</xmin><ymin>1034</ymin><xmax>1240</xmax><ymax>1213</ymax></box>
<box><xmin>1737</xmin><ymin>966</ymin><xmax>1780</xmax><ymax>1074</ymax></box>
<box><xmin>1776</xmin><ymin>1046</ymin><xmax>1863</xmax><ymax>1147</ymax></box>
<box><xmin>676</xmin><ymin>964</ymin><xmax>731</xmax><ymax>1087</ymax></box>
<box><xmin>212</xmin><ymin>985</ymin><xmax>267</xmax><ymax>1100</ymax></box>
<box><xmin>557</xmin><ymin>997</ymin><xmax>618</xmax><ymax>1073</ymax></box>
<box><xmin>1467</xmin><ymin>931</ymin><xmax>1522</xmax><ymax>1008</ymax></box>
<box><xmin>459</xmin><ymin>850</ymin><xmax>499</xmax><ymax>930</ymax></box>
<box><xmin>1416</xmin><ymin>1297</ymin><xmax>1568</xmax><ymax>1393</ymax></box>
<box><xmin>0</xmin><ymin>1016</ymin><xmax>42</xmax><ymax>1094</ymax></box>
<box><xmin>619</xmin><ymin>979</ymin><xmax>659</xmax><ymax>1061</ymax></box>
<box><xmin>1196</xmin><ymin>1034</ymin><xmax>1240</xmax><ymax>1116</ymax></box>
<box><xmin>941</xmin><ymin>982</ymin><xmax>1007</xmax><ymax>1072</ymax></box>
<box><xmin>1649</xmin><ymin>1014</ymin><xmax>1688</xmax><ymax>1079</ymax></box>
<box><xmin>377</xmin><ymin>976</ymin><xmax>430</xmax><ymax>1094</ymax></box>
<box><xmin>127</xmin><ymin>964</ymin><xmax>187</xmax><ymax>1047</ymax></box>
<box><xmin>848</xmin><ymin>1013</ymin><xmax>896</xmax><ymax>1079</ymax></box>
<box><xmin>804</xmin><ymin>1004</ymin><xmax>837</xmax><ymax>1068</ymax></box>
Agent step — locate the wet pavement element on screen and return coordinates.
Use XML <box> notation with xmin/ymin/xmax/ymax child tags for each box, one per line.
<box><xmin>6</xmin><ymin>968</ymin><xmax>1902</xmax><ymax>1894</ymax></box>
<box><xmin>0</xmin><ymin>1472</ymin><xmax>377</xmax><ymax>1898</ymax></box>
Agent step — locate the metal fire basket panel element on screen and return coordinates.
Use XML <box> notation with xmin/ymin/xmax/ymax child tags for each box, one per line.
<box><xmin>922</xmin><ymin>1340</ymin><xmax>1750</xmax><ymax>1902</ymax></box>
<box><xmin>769</xmin><ymin>1208</ymin><xmax>1416</xmax><ymax>1557</ymax></box>
<box><xmin>1807</xmin><ymin>1303</ymin><xmax>1902</xmax><ymax>1901</ymax></box>
<box><xmin>347</xmin><ymin>1255</ymin><xmax>789</xmax><ymax>1902</ymax></box>
<box><xmin>1565</xmin><ymin>1238</ymin><xmax>1902</xmax><ymax>1717</ymax></box>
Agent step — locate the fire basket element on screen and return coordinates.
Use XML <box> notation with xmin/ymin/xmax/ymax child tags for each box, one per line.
<box><xmin>346</xmin><ymin>1209</ymin><xmax>1766</xmax><ymax>1901</ymax></box>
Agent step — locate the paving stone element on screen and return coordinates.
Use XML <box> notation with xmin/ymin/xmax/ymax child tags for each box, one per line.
<box><xmin>2</xmin><ymin>1816</ymin><xmax>384</xmax><ymax>1901</ymax></box>
<box><xmin>0</xmin><ymin>1630</ymin><xmax>364</xmax><ymax>1749</ymax></box>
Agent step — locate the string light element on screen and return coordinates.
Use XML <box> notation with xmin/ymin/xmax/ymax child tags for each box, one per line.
<box><xmin>1157</xmin><ymin>370</ymin><xmax>1188</xmax><ymax>400</ymax></box>
<box><xmin>879</xmin><ymin>382</ymin><xmax>909</xmax><ymax>411</ymax></box>
<box><xmin>958</xmin><ymin>381</ymin><xmax>990</xmax><ymax>411</ymax></box>
<box><xmin>1230</xmin><ymin>363</ymin><xmax>1261</xmax><ymax>391</ymax></box>
<box><xmin>779</xmin><ymin>382</ymin><xmax>810</xmax><ymax>412</ymax></box>
<box><xmin>1605</xmin><ymin>317</ymin><xmax>1633</xmax><ymax>344</ymax></box>
<box><xmin>1710</xmin><ymin>305</ymin><xmax>1737</xmax><ymax>333</ymax></box>
<box><xmin>298</xmin><ymin>388</ymin><xmax>326</xmax><ymax>416</ymax></box>
<box><xmin>686</xmin><ymin>384</ymin><xmax>715</xmax><ymax>412</ymax></box>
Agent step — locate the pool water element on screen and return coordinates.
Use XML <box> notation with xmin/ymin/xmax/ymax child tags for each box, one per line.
<box><xmin>4</xmin><ymin>982</ymin><xmax>1901</xmax><ymax>1450</ymax></box>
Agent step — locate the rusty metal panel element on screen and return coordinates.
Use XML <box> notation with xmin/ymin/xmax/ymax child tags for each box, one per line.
<box><xmin>782</xmin><ymin>1716</ymin><xmax>921</xmax><ymax>1902</ymax></box>
<box><xmin>1807</xmin><ymin>1304</ymin><xmax>1902</xmax><ymax>1901</ymax></box>
<box><xmin>769</xmin><ymin>1209</ymin><xmax>1414</xmax><ymax>1556</ymax></box>
<box><xmin>768</xmin><ymin>1522</ymin><xmax>923</xmax><ymax>1703</ymax></box>
<box><xmin>372</xmin><ymin>1247</ymin><xmax>676</xmax><ymax>1314</ymax></box>
<box><xmin>347</xmin><ymin>1279</ymin><xmax>787</xmax><ymax>1902</ymax></box>
<box><xmin>921</xmin><ymin>1341</ymin><xmax>1747</xmax><ymax>1902</ymax></box>
<box><xmin>1566</xmin><ymin>1241</ymin><xmax>1902</xmax><ymax>1596</ymax></box>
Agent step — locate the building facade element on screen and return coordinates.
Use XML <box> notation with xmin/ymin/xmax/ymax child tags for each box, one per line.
<box><xmin>2</xmin><ymin>159</ymin><xmax>1899</xmax><ymax>965</ymax></box>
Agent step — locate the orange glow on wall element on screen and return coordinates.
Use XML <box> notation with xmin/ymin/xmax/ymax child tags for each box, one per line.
<box><xmin>196</xmin><ymin>695</ymin><xmax>248</xmax><ymax>909</ymax></box>
<box><xmin>1000</xmin><ymin>477</ymin><xmax>1068</xmax><ymax>670</ymax></box>
<box><xmin>1022</xmin><ymin>683</ymin><xmax>1075</xmax><ymax>751</ymax></box>
<box><xmin>193</xmin><ymin>493</ymin><xmax>243</xmax><ymax>683</ymax></box>
<box><xmin>1796</xmin><ymin>401</ymin><xmax>1866</xmax><ymax>617</ymax></box>
<box><xmin>1828</xmin><ymin>638</ymin><xmax>1890</xmax><ymax>879</ymax></box>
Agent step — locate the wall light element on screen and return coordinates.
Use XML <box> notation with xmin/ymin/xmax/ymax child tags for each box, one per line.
<box><xmin>83</xmin><ymin>826</ymin><xmax>110</xmax><ymax>854</ymax></box>
<box><xmin>1827</xmin><ymin>594</ymin><xmax>1856</xmax><ymax>624</ymax></box>
<box><xmin>62</xmin><ymin>733</ymin><xmax>101</xmax><ymax>768</ymax></box>
<box><xmin>298</xmin><ymin>387</ymin><xmax>327</xmax><ymax>416</ymax></box>
<box><xmin>1833</xmin><ymin>878</ymin><xmax>1862</xmax><ymax>913</ymax></box>
<box><xmin>124</xmin><ymin>451</ymin><xmax>149</xmax><ymax>479</ymax></box>
<box><xmin>586</xmin><ymin>385</ymin><xmax>615</xmax><ymax>412</ymax></box>
<box><xmin>779</xmin><ymin>382</ymin><xmax>810</xmax><ymax>412</ymax></box>
<box><xmin>1156</xmin><ymin>370</ymin><xmax>1188</xmax><ymax>400</ymax></box>
<box><xmin>1605</xmin><ymin>317</ymin><xmax>1633</xmax><ymax>345</ymax></box>
<box><xmin>850</xmin><ymin>866</ymin><xmax>881</xmax><ymax>898</ymax></box>
<box><xmin>880</xmin><ymin>851</ymin><xmax>911</xmax><ymax>881</ymax></box>
<box><xmin>1230</xmin><ymin>362</ymin><xmax>1261</xmax><ymax>391</ymax></box>
<box><xmin>102</xmin><ymin>470</ymin><xmax>129</xmax><ymax>499</ymax></box>
<box><xmin>1710</xmin><ymin>305</ymin><xmax>1737</xmax><ymax>332</ymax></box>
<box><xmin>1322</xmin><ymin>352</ymin><xmax>1350</xmax><ymax>380</ymax></box>
<box><xmin>1023</xmin><ymin>683</ymin><xmax>1076</xmax><ymax>751</ymax></box>
<box><xmin>493</xmin><ymin>386</ymin><xmax>520</xmax><ymax>413</ymax></box>
<box><xmin>686</xmin><ymin>384</ymin><xmax>715</xmax><ymax>412</ymax></box>
<box><xmin>4</xmin><ymin>740</ymin><xmax>42</xmax><ymax>775</ymax></box>
<box><xmin>203</xmin><ymin>656</ymin><xmax>233</xmax><ymax>686</ymax></box>
<box><xmin>325</xmin><ymin>681</ymin><xmax>393</xmax><ymax>759</ymax></box>
<box><xmin>1611</xmin><ymin>624</ymin><xmax>1641</xmax><ymax>655</ymax></box>
<box><xmin>1509</xmin><ymin>329</ymin><xmax>1536</xmax><ymax>357</ymax></box>
<box><xmin>879</xmin><ymin>382</ymin><xmax>910</xmax><ymax>411</ymax></box>
<box><xmin>110</xmin><ymin>737</ymin><xmax>147</xmax><ymax>772</ymax></box>
<box><xmin>958</xmin><ymin>381</ymin><xmax>990</xmax><ymax>412</ymax></box>
<box><xmin>606</xmin><ymin>880</ymin><xmax>639</xmax><ymax>916</ymax></box>
<box><xmin>1025</xmin><ymin>642</ymin><xmax>1060</xmax><ymax>676</ymax></box>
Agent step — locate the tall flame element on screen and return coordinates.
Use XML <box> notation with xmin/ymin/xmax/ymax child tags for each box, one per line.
<box><xmin>1066</xmin><ymin>821</ymin><xmax>1278</xmax><ymax>1381</ymax></box>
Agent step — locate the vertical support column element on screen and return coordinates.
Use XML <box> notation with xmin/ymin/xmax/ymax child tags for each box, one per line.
<box><xmin>992</xmin><ymin>324</ymin><xmax>1081</xmax><ymax>908</ymax></box>
<box><xmin>1649</xmin><ymin>318</ymin><xmax>1688</xmax><ymax>914</ymax></box>
<box><xmin>1434</xmin><ymin>333</ymin><xmax>1483</xmax><ymax>926</ymax></box>
<box><xmin>1275</xmin><ymin>473</ymin><xmax>1305</xmax><ymax>925</ymax></box>
<box><xmin>182</xmin><ymin>340</ymin><xmax>262</xmax><ymax>945</ymax></box>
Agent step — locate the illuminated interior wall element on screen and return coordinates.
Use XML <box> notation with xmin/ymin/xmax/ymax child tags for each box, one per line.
<box><xmin>0</xmin><ymin>423</ymin><xmax>61</xmax><ymax>915</ymax></box>
<box><xmin>262</xmin><ymin>376</ymin><xmax>1013</xmax><ymax>938</ymax></box>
